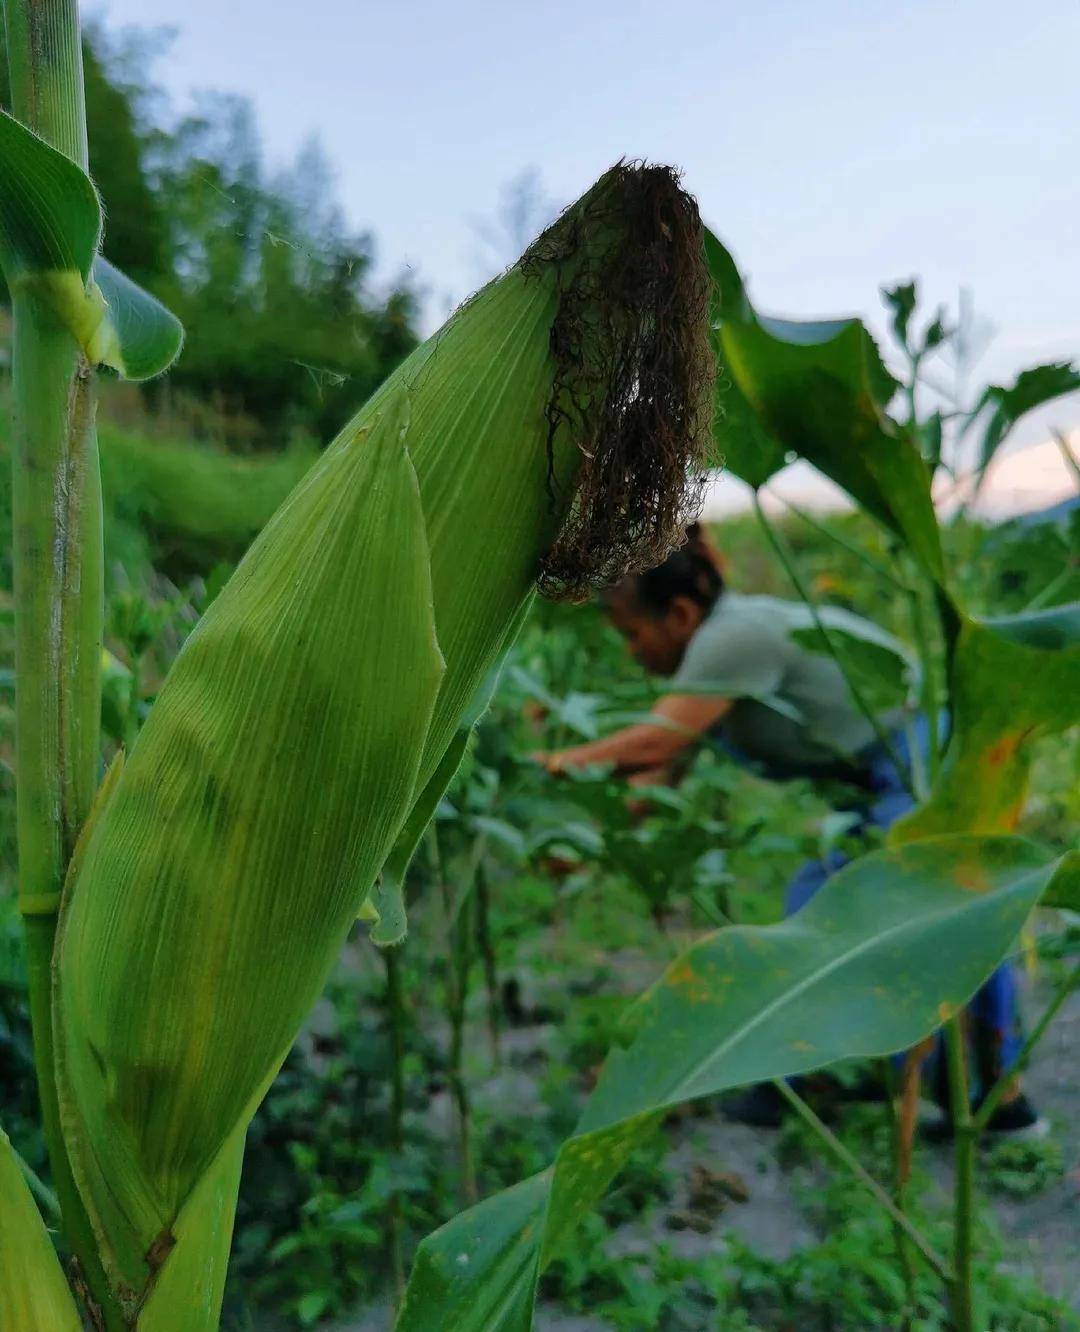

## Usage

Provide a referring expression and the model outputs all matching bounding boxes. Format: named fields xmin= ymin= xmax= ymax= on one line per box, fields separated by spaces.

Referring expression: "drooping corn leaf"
xmin=54 ymin=388 xmax=446 ymax=1309
xmin=0 ymin=109 xmax=183 ymax=379
xmin=90 ymin=257 xmax=184 ymax=381
xmin=964 ymin=362 xmax=1080 ymax=477
xmin=704 ymin=229 xmax=943 ymax=582
xmin=398 ymin=837 xmax=1075 ymax=1331
xmin=368 ymin=596 xmax=536 ymax=946
xmin=893 ymin=605 xmax=1080 ymax=839
xmin=366 ymin=728 xmax=471 ymax=947
xmin=0 ymin=1128 xmax=83 ymax=1331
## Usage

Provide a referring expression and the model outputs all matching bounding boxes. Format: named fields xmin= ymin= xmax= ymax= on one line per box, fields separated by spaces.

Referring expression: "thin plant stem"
xmin=429 ymin=828 xmax=477 ymax=1205
xmin=881 ymin=1059 xmax=917 ymax=1327
xmin=474 ymin=862 xmax=502 ymax=1070
xmin=384 ymin=945 xmax=406 ymax=1305
xmin=753 ymin=492 xmax=914 ymax=796
xmin=773 ymin=1080 xmax=952 ymax=1286
xmin=945 ymin=1017 xmax=976 ymax=1332
xmin=972 ymin=961 xmax=1079 ymax=1134
xmin=1052 ymin=427 xmax=1080 ymax=489
xmin=1021 ymin=564 xmax=1074 ymax=614
xmin=779 ymin=497 xmax=909 ymax=593
xmin=3 ymin=2 xmax=120 ymax=1324
xmin=13 ymin=1142 xmax=62 ymax=1223
xmin=905 ymin=572 xmax=943 ymax=786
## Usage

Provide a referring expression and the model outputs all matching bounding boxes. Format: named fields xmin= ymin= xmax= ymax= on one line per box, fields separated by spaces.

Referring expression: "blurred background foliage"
xmin=0 ymin=19 xmax=421 ymax=449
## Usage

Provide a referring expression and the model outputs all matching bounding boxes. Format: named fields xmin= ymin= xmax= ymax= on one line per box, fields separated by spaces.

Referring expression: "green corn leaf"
xmin=397 ymin=837 xmax=1075 ymax=1331
xmin=53 ymin=163 xmax=714 ymax=1311
xmin=0 ymin=107 xmax=100 ymax=280
xmin=893 ymin=605 xmax=1080 ymax=839
xmin=705 ymin=229 xmax=944 ymax=582
xmin=0 ymin=108 xmax=183 ymax=379
xmin=90 ymin=257 xmax=185 ymax=381
xmin=0 ymin=1128 xmax=83 ymax=1331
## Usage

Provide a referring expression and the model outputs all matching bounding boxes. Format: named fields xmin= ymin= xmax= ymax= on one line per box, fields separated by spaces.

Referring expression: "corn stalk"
xmin=2 ymin=0 xmax=119 ymax=1323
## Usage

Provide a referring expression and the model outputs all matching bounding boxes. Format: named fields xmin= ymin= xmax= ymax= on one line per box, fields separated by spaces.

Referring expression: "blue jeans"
xmin=783 ymin=719 xmax=1024 ymax=1104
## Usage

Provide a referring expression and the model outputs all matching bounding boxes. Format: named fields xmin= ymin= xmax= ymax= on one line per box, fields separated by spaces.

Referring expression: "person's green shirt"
xmin=671 ymin=593 xmax=915 ymax=778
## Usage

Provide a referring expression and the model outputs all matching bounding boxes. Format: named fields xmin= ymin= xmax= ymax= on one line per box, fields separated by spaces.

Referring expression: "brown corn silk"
xmin=52 ymin=162 xmax=713 ymax=1313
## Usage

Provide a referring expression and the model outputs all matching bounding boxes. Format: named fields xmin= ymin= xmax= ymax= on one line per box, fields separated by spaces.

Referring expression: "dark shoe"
xmin=722 ymin=1083 xmax=787 ymax=1129
xmin=982 ymin=1094 xmax=1047 ymax=1138
xmin=923 ymin=1093 xmax=1046 ymax=1142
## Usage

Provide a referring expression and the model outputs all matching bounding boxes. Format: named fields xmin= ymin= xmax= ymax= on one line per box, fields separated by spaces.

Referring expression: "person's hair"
xmin=601 ymin=522 xmax=725 ymax=616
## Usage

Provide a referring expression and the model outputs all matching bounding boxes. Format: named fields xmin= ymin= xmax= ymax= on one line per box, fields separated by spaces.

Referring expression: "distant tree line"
xmin=0 ymin=21 xmax=420 ymax=448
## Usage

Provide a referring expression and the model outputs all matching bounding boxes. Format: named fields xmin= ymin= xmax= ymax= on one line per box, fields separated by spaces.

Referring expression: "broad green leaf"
xmin=705 ymin=230 xmax=943 ymax=581
xmin=894 ymin=606 xmax=1080 ymax=839
xmin=965 ymin=362 xmax=1080 ymax=476
xmin=704 ymin=231 xmax=786 ymax=486
xmin=0 ymin=109 xmax=183 ymax=379
xmin=398 ymin=838 xmax=1073 ymax=1331
xmin=0 ymin=1128 xmax=82 ymax=1331
xmin=0 ymin=107 xmax=100 ymax=281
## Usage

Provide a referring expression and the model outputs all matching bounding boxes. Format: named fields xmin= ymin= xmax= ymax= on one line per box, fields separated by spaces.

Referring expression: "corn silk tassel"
xmin=52 ymin=161 xmax=713 ymax=1318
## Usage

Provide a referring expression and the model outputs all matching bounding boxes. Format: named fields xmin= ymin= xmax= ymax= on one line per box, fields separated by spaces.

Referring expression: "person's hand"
xmin=529 ymin=749 xmax=568 ymax=775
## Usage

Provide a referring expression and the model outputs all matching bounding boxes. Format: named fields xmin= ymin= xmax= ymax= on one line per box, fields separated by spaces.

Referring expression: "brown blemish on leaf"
xmin=145 ymin=1227 xmax=176 ymax=1272
xmin=952 ymin=860 xmax=990 ymax=894
xmin=790 ymin=1039 xmax=815 ymax=1053
xmin=666 ymin=959 xmax=711 ymax=1003
xmin=985 ymin=733 xmax=1021 ymax=768
xmin=937 ymin=1001 xmax=954 ymax=1022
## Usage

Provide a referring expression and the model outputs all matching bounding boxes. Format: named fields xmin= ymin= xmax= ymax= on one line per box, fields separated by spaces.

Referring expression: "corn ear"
xmin=52 ymin=162 xmax=713 ymax=1310
xmin=54 ymin=386 xmax=444 ymax=1306
xmin=0 ymin=1128 xmax=83 ymax=1331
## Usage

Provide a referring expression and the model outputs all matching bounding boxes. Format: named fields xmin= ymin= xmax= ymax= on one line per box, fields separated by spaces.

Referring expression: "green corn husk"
xmin=53 ymin=162 xmax=712 ymax=1312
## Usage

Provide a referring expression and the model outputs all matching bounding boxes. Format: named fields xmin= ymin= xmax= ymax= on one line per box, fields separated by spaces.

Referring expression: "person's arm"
xmin=538 ymin=693 xmax=731 ymax=776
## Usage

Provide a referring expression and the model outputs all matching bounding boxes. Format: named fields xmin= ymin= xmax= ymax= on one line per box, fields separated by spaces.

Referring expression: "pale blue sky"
xmin=97 ymin=0 xmax=1079 ymax=453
